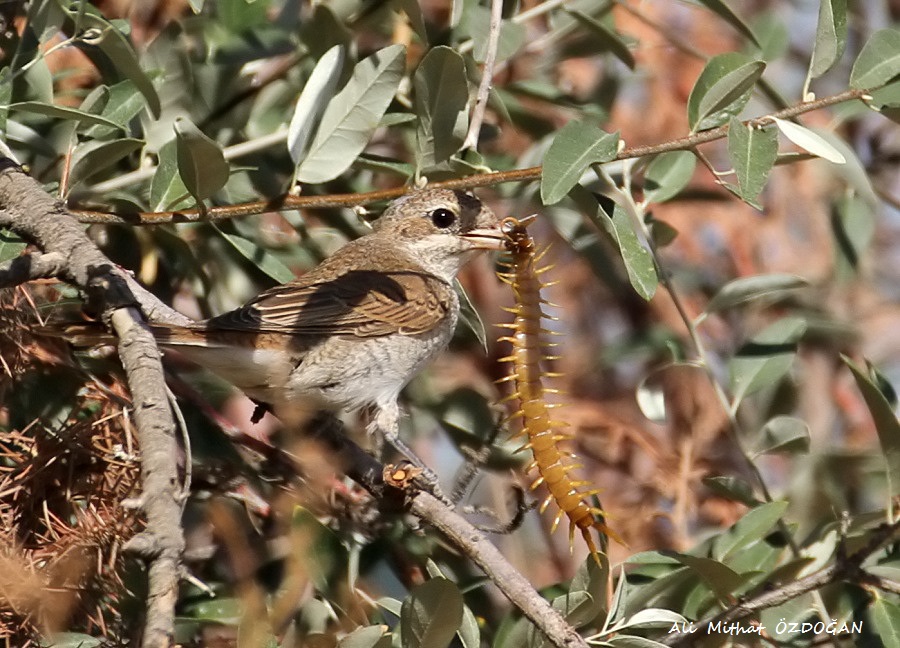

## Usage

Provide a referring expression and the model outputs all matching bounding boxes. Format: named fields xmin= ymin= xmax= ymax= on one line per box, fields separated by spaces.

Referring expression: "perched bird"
xmin=59 ymin=188 xmax=503 ymax=454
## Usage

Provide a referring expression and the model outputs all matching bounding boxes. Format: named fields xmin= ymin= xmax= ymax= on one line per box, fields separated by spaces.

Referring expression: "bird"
xmin=56 ymin=188 xmax=504 ymax=459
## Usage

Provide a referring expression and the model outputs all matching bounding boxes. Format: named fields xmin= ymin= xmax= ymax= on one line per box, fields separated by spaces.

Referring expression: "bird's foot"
xmin=382 ymin=436 xmax=448 ymax=503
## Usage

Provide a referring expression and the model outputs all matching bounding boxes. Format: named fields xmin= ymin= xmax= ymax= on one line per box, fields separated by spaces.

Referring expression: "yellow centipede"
xmin=497 ymin=216 xmax=619 ymax=562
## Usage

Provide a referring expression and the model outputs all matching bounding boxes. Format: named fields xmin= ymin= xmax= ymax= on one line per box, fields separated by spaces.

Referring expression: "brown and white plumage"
xmin=51 ymin=188 xmax=503 ymax=446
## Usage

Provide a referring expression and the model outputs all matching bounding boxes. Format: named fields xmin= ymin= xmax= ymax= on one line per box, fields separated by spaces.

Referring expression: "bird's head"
xmin=373 ymin=188 xmax=504 ymax=281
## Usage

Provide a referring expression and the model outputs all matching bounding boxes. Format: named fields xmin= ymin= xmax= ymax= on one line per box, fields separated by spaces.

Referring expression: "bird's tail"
xmin=36 ymin=320 xmax=208 ymax=346
xmin=35 ymin=320 xmax=118 ymax=347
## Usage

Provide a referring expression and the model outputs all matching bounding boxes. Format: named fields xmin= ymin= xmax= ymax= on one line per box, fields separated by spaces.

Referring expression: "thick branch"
xmin=112 ymin=308 xmax=185 ymax=648
xmin=0 ymin=251 xmax=66 ymax=287
xmin=0 ymin=159 xmax=188 ymax=648
xmin=307 ymin=417 xmax=590 ymax=648
xmin=70 ymin=88 xmax=870 ymax=226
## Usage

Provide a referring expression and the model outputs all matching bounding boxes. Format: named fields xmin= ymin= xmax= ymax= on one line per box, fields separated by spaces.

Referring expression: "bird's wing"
xmin=204 ymin=270 xmax=454 ymax=337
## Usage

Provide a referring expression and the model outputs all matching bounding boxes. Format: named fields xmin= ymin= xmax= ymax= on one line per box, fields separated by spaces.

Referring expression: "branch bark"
xmin=306 ymin=415 xmax=590 ymax=648
xmin=0 ymin=160 xmax=187 ymax=648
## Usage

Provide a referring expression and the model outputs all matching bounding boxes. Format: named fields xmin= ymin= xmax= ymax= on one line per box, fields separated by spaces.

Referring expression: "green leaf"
xmin=288 ymin=45 xmax=346 ymax=165
xmin=394 ymin=0 xmax=429 ymax=44
xmin=456 ymin=280 xmax=488 ymax=353
xmin=338 ymin=625 xmax=389 ymax=648
xmin=687 ymin=53 xmax=765 ymax=132
xmin=540 ymin=122 xmax=619 ymax=204
xmin=850 ymin=28 xmax=900 ymax=90
xmin=0 ymin=67 xmax=10 ymax=132
xmin=465 ymin=8 xmax=526 ymax=63
xmin=730 ymin=317 xmax=807 ymax=405
xmin=712 ymin=500 xmax=789 ymax=561
xmin=218 ymin=0 xmax=268 ymax=32
xmin=400 ymin=578 xmax=464 ymax=648
xmin=703 ymin=273 xmax=807 ymax=315
xmin=86 ymin=79 xmax=149 ymax=134
xmin=19 ymin=55 xmax=53 ymax=103
xmin=590 ymin=203 xmax=657 ymax=300
xmin=175 ymin=118 xmax=230 ymax=204
xmin=870 ymin=596 xmax=900 ymax=647
xmin=607 ymin=608 xmax=688 ymax=632
xmin=570 ymin=554 xmax=609 ymax=621
xmin=696 ymin=0 xmax=760 ymax=47
xmin=636 ymin=363 xmax=702 ymax=423
xmin=68 ymin=138 xmax=144 ymax=189
xmin=643 ymin=151 xmax=696 ymax=203
xmin=296 ymin=44 xmax=405 ymax=184
xmin=727 ymin=117 xmax=777 ymax=204
xmin=214 ymin=228 xmax=296 ymax=285
xmin=8 ymin=101 xmax=121 ymax=129
xmin=755 ymin=416 xmax=810 ymax=455
xmin=550 ymin=590 xmax=595 ymax=629
xmin=843 ymin=357 xmax=900 ymax=496
xmin=290 ymin=505 xmax=345 ymax=590
xmin=414 ymin=46 xmax=469 ymax=170
xmin=457 ymin=605 xmax=480 ymax=648
xmin=38 ymin=633 xmax=103 ymax=648
xmin=668 ymin=553 xmax=744 ymax=602
xmin=771 ymin=117 xmax=845 ymax=164
xmin=650 ymin=218 xmax=679 ymax=247
xmin=27 ymin=0 xmax=67 ymax=44
xmin=808 ymin=0 xmax=847 ymax=79
xmin=566 ymin=10 xmax=635 ymax=70
xmin=150 ymin=140 xmax=190 ymax=211
xmin=75 ymin=16 xmax=161 ymax=118
xmin=608 ymin=637 xmax=670 ymax=648
xmin=807 ymin=129 xmax=876 ymax=206
xmin=377 ymin=596 xmax=403 ymax=618
xmin=182 ymin=597 xmax=242 ymax=623
xmin=832 ymin=193 xmax=875 ymax=281
xmin=0 ymin=230 xmax=27 ymax=264
xmin=702 ymin=475 xmax=760 ymax=506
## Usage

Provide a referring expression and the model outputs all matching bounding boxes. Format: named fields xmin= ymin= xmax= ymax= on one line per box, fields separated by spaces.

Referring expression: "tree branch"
xmin=0 ymin=159 xmax=188 ymax=648
xmin=0 ymin=251 xmax=66 ymax=287
xmin=662 ymin=518 xmax=900 ymax=647
xmin=69 ymin=87 xmax=870 ymax=226
xmin=112 ymin=307 xmax=185 ymax=648
xmin=305 ymin=416 xmax=590 ymax=648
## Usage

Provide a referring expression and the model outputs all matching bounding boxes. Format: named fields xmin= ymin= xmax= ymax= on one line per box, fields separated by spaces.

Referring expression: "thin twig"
xmin=462 ymin=0 xmax=504 ymax=150
xmin=69 ymin=88 xmax=870 ymax=225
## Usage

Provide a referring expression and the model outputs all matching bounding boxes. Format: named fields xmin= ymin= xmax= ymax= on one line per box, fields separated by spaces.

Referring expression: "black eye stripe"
xmin=429 ymin=207 xmax=457 ymax=229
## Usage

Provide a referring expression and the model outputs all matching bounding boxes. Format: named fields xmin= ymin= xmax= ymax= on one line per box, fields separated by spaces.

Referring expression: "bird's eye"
xmin=429 ymin=207 xmax=457 ymax=229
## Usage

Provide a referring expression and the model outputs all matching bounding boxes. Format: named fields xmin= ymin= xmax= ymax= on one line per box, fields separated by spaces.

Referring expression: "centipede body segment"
xmin=497 ymin=215 xmax=618 ymax=562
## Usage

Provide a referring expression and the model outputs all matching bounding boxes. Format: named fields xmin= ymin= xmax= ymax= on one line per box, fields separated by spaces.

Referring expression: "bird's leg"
xmin=369 ymin=403 xmax=446 ymax=501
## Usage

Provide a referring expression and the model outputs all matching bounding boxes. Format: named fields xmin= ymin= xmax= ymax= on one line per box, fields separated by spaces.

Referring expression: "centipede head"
xmin=501 ymin=215 xmax=537 ymax=255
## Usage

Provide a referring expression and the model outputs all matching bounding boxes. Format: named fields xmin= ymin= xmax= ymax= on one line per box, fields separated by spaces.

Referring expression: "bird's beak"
xmin=461 ymin=226 xmax=507 ymax=250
